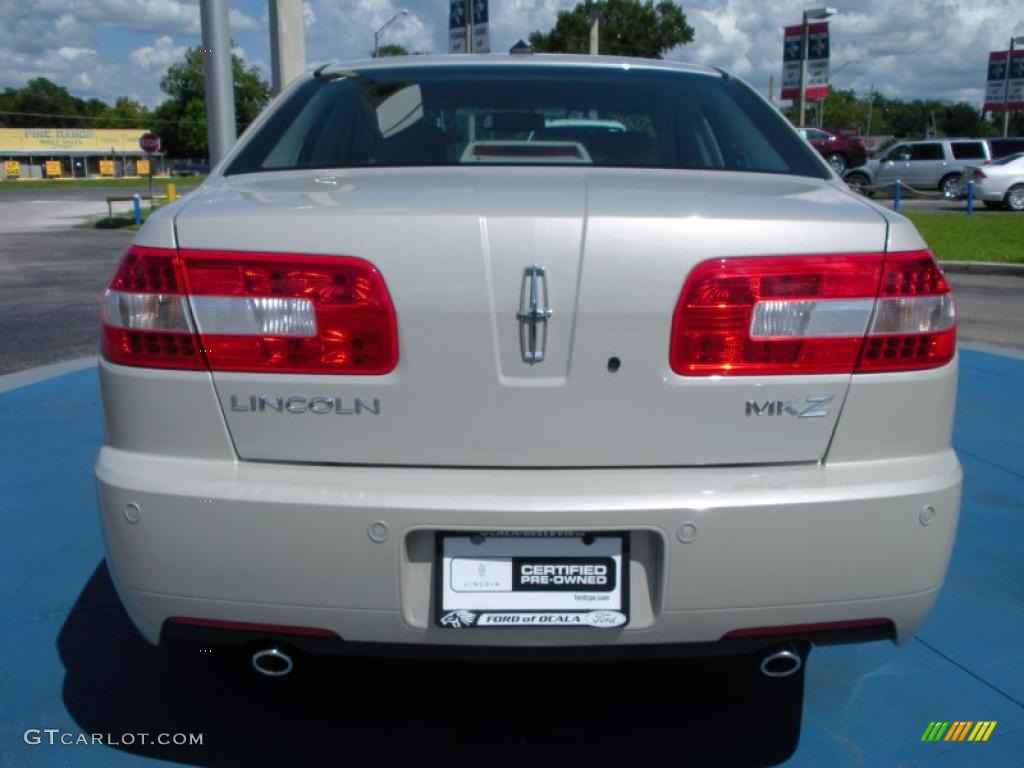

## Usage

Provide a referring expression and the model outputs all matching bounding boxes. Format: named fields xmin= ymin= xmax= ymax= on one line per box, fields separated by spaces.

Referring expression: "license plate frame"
xmin=434 ymin=531 xmax=629 ymax=629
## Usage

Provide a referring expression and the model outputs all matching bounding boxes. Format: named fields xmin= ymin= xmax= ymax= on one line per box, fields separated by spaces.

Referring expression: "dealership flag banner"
xmin=448 ymin=0 xmax=467 ymax=52
xmin=983 ymin=50 xmax=1024 ymax=112
xmin=781 ymin=22 xmax=830 ymax=101
xmin=472 ymin=0 xmax=490 ymax=54
xmin=449 ymin=0 xmax=488 ymax=53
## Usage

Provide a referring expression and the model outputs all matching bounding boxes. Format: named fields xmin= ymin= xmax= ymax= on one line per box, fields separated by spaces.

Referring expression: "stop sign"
xmin=139 ymin=132 xmax=161 ymax=154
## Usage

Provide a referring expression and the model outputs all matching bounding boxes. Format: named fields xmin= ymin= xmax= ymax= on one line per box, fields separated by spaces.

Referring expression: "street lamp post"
xmin=798 ymin=7 xmax=837 ymax=126
xmin=1002 ymin=36 xmax=1024 ymax=137
xmin=374 ymin=10 xmax=409 ymax=57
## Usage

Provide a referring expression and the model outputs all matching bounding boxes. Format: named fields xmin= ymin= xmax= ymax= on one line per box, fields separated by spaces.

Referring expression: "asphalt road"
xmin=0 ymin=227 xmax=131 ymax=373
xmin=0 ymin=184 xmax=196 ymax=234
xmin=0 ymin=203 xmax=1021 ymax=374
xmin=0 ymin=185 xmax=174 ymax=202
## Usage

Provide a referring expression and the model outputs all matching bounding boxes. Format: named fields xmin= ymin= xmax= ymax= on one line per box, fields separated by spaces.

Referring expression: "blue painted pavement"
xmin=0 ymin=349 xmax=1020 ymax=766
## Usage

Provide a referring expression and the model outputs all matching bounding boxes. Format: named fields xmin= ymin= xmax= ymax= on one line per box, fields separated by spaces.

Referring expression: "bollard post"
xmin=166 ymin=183 xmax=177 ymax=203
xmin=966 ymin=179 xmax=974 ymax=215
xmin=132 ymin=194 xmax=142 ymax=226
xmin=893 ymin=180 xmax=901 ymax=212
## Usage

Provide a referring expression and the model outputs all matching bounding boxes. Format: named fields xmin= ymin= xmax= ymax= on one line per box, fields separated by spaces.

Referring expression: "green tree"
xmin=783 ymin=88 xmax=997 ymax=141
xmin=374 ymin=43 xmax=409 ymax=57
xmin=95 ymin=96 xmax=152 ymax=128
xmin=0 ymin=78 xmax=79 ymax=127
xmin=154 ymin=46 xmax=270 ymax=158
xmin=939 ymin=103 xmax=992 ymax=138
xmin=529 ymin=0 xmax=694 ymax=59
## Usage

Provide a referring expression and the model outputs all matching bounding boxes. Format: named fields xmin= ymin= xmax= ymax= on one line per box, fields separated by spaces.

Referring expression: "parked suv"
xmin=844 ymin=138 xmax=989 ymax=197
xmin=797 ymin=127 xmax=867 ymax=174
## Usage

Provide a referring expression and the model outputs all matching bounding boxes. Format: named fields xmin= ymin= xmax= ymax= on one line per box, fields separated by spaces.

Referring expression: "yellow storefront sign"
xmin=3 ymin=160 xmax=19 ymax=178
xmin=136 ymin=158 xmax=150 ymax=176
xmin=99 ymin=160 xmax=115 ymax=177
xmin=45 ymin=160 xmax=62 ymax=177
xmin=0 ymin=128 xmax=150 ymax=154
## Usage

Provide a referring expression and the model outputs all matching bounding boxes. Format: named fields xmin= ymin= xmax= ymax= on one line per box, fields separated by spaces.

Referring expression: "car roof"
xmin=313 ymin=53 xmax=723 ymax=79
xmin=894 ymin=138 xmax=986 ymax=144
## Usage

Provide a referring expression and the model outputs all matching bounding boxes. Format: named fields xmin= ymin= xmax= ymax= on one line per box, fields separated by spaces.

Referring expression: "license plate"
xmin=435 ymin=532 xmax=629 ymax=629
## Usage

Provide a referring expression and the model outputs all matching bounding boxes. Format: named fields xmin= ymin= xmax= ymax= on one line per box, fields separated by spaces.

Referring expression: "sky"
xmin=1 ymin=0 xmax=1021 ymax=110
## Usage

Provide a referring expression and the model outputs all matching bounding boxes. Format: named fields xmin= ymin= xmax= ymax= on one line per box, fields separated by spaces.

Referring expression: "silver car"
xmin=95 ymin=55 xmax=960 ymax=686
xmin=845 ymin=138 xmax=987 ymax=197
xmin=965 ymin=152 xmax=1024 ymax=210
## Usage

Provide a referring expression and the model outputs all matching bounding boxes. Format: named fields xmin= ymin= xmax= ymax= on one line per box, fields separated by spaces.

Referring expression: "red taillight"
xmin=972 ymin=168 xmax=987 ymax=180
xmin=670 ymin=250 xmax=955 ymax=376
xmin=855 ymin=252 xmax=956 ymax=373
xmin=101 ymin=246 xmax=398 ymax=374
xmin=100 ymin=246 xmax=204 ymax=370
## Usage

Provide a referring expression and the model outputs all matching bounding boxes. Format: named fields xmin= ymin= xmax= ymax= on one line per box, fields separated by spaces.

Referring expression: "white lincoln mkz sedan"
xmin=95 ymin=55 xmax=961 ymax=687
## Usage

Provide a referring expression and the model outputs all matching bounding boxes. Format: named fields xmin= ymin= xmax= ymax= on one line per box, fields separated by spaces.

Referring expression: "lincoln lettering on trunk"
xmin=229 ymin=395 xmax=381 ymax=415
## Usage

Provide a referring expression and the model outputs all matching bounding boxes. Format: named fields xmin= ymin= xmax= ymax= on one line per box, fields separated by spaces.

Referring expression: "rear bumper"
xmin=95 ymin=447 xmax=961 ymax=653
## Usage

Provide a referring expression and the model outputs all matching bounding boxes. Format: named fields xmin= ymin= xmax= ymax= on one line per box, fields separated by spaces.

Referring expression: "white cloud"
xmin=1 ymin=0 xmax=1022 ymax=111
xmin=129 ymin=35 xmax=187 ymax=71
xmin=56 ymin=46 xmax=97 ymax=62
xmin=675 ymin=0 xmax=1023 ymax=106
xmin=305 ymin=0 xmax=435 ymax=59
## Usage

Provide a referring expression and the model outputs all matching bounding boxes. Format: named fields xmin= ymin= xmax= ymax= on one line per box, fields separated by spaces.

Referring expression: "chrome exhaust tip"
xmin=252 ymin=647 xmax=293 ymax=677
xmin=758 ymin=645 xmax=803 ymax=678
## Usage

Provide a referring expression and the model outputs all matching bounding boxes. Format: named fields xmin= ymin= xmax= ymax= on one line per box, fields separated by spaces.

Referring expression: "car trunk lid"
xmin=172 ymin=167 xmax=887 ymax=467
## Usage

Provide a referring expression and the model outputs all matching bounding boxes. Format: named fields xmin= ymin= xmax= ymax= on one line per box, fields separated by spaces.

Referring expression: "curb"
xmin=938 ymin=261 xmax=1024 ymax=277
xmin=0 ymin=357 xmax=96 ymax=395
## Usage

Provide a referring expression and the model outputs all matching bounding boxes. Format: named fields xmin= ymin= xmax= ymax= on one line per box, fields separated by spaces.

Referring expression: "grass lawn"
xmin=903 ymin=211 xmax=1024 ymax=263
xmin=0 ymin=176 xmax=203 ymax=190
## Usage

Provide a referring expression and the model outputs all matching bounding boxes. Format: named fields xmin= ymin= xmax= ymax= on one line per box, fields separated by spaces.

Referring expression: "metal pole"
xmin=1003 ymin=38 xmax=1016 ymax=138
xmin=200 ymin=0 xmax=237 ymax=167
xmin=865 ymin=84 xmax=874 ymax=138
xmin=966 ymin=178 xmax=974 ymax=215
xmin=589 ymin=9 xmax=599 ymax=55
xmin=768 ymin=75 xmax=775 ymax=105
xmin=893 ymin=180 xmax=900 ymax=212
xmin=798 ymin=12 xmax=809 ymax=125
xmin=465 ymin=0 xmax=473 ymax=52
xmin=269 ymin=0 xmax=306 ymax=95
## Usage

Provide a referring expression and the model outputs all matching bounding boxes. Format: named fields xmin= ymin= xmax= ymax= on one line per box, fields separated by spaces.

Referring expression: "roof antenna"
xmin=509 ymin=40 xmax=534 ymax=55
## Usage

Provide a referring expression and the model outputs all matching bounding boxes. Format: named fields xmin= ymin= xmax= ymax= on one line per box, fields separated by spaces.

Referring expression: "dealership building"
xmin=1 ymin=127 xmax=165 ymax=179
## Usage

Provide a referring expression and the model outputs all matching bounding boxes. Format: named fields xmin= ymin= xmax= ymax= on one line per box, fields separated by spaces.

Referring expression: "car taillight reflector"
xmin=101 ymin=246 xmax=398 ymax=374
xmin=670 ymin=250 xmax=955 ymax=376
xmin=856 ymin=252 xmax=955 ymax=372
xmin=167 ymin=617 xmax=339 ymax=638
xmin=101 ymin=247 xmax=204 ymax=369
xmin=722 ymin=618 xmax=892 ymax=639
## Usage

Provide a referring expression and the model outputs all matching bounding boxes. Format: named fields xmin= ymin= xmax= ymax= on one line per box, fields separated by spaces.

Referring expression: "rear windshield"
xmin=225 ymin=65 xmax=828 ymax=178
xmin=991 ymin=151 xmax=1024 ymax=166
xmin=990 ymin=138 xmax=1024 ymax=158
